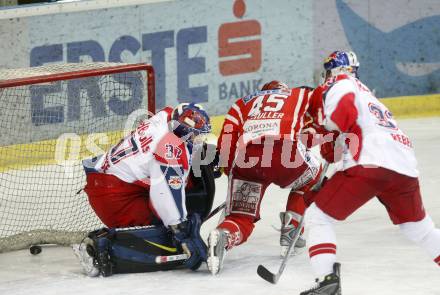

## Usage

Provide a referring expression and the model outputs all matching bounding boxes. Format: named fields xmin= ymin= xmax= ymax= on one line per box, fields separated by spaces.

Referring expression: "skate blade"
xmin=207 ymin=256 xmax=220 ymax=275
xmin=207 ymin=231 xmax=221 ymax=275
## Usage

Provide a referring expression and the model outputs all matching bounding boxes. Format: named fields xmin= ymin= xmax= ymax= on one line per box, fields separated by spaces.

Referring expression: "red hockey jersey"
xmin=217 ymin=87 xmax=315 ymax=173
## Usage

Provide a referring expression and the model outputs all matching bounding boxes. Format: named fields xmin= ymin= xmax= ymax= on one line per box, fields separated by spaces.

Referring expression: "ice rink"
xmin=0 ymin=117 xmax=439 ymax=295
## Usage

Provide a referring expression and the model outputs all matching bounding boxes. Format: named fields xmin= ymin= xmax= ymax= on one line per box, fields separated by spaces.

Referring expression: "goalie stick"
xmin=155 ymin=254 xmax=189 ymax=264
xmin=257 ymin=161 xmax=330 ymax=284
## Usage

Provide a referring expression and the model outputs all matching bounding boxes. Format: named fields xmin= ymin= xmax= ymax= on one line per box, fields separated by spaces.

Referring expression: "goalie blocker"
xmin=79 ymin=159 xmax=216 ymax=276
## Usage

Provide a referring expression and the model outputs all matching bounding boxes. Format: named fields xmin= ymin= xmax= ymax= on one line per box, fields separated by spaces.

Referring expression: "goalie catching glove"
xmin=169 ymin=213 xmax=208 ymax=270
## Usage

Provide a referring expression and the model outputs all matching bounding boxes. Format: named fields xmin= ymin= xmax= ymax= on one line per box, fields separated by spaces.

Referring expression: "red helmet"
xmin=261 ymin=80 xmax=289 ymax=91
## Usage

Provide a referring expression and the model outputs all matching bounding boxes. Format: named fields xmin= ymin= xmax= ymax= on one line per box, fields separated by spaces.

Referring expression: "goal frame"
xmin=0 ymin=63 xmax=156 ymax=252
xmin=0 ymin=63 xmax=156 ymax=114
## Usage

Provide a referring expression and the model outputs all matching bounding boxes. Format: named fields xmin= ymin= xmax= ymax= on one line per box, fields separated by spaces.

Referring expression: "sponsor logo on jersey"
xmin=243 ymin=120 xmax=280 ymax=132
xmin=168 ymin=176 xmax=183 ymax=190
xmin=242 ymin=119 xmax=281 ymax=143
xmin=230 ymin=179 xmax=262 ymax=217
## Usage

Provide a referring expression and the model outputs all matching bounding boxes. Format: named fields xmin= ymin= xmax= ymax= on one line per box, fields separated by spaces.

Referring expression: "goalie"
xmin=73 ymin=103 xmax=216 ymax=277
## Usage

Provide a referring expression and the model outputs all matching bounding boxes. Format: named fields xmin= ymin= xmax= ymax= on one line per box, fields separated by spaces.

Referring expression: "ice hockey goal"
xmin=0 ymin=63 xmax=155 ymax=252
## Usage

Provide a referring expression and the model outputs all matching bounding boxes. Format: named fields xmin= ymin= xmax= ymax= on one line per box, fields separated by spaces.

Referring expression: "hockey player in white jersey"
xmin=300 ymin=51 xmax=440 ymax=295
xmin=74 ymin=103 xmax=214 ymax=276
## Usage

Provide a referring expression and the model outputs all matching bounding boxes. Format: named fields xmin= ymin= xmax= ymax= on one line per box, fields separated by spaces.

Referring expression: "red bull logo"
xmin=168 ymin=176 xmax=183 ymax=190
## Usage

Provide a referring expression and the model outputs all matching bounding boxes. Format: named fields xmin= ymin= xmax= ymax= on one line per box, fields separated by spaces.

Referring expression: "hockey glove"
xmin=320 ymin=140 xmax=336 ymax=163
xmin=320 ymin=131 xmax=343 ymax=163
xmin=170 ymin=213 xmax=208 ymax=270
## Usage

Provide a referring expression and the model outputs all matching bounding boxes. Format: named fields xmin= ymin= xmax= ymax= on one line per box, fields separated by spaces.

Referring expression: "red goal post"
xmin=0 ymin=62 xmax=156 ymax=252
xmin=0 ymin=63 xmax=155 ymax=110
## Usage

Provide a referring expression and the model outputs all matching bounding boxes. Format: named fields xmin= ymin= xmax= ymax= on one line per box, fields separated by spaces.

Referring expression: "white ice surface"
xmin=0 ymin=117 xmax=439 ymax=295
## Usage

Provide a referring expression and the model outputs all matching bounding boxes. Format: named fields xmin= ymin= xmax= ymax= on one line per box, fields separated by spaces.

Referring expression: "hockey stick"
xmin=257 ymin=215 xmax=305 ymax=284
xmin=204 ymin=202 xmax=226 ymax=222
xmin=257 ymin=161 xmax=330 ymax=284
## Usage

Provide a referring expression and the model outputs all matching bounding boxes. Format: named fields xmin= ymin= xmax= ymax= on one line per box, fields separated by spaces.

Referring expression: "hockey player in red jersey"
xmin=74 ymin=103 xmax=213 ymax=276
xmin=207 ymin=81 xmax=323 ymax=275
xmin=300 ymin=51 xmax=440 ymax=295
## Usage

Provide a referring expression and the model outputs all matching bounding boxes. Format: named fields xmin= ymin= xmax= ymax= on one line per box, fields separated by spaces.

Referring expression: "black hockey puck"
xmin=30 ymin=245 xmax=42 ymax=255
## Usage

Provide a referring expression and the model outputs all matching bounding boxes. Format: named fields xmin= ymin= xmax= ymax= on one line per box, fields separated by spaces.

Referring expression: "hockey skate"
xmin=72 ymin=239 xmax=100 ymax=277
xmin=300 ymin=263 xmax=341 ymax=295
xmin=207 ymin=229 xmax=230 ymax=275
xmin=280 ymin=211 xmax=306 ymax=256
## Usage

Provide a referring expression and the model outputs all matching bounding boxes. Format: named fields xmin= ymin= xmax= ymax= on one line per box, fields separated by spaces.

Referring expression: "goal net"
xmin=0 ymin=63 xmax=156 ymax=252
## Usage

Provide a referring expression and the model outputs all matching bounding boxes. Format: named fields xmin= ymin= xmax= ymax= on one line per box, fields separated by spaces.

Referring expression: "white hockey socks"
xmin=399 ymin=215 xmax=440 ymax=266
xmin=306 ymin=203 xmax=338 ymax=277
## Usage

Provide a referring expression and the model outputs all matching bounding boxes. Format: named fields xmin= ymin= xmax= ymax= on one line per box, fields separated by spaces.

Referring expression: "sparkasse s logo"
xmin=217 ymin=0 xmax=263 ymax=101
xmin=218 ymin=0 xmax=262 ymax=76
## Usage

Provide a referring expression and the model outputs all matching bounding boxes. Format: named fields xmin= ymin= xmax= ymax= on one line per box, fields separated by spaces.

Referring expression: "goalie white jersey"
xmin=323 ymin=75 xmax=418 ymax=177
xmin=83 ymin=107 xmax=191 ymax=226
xmin=84 ymin=107 xmax=190 ymax=185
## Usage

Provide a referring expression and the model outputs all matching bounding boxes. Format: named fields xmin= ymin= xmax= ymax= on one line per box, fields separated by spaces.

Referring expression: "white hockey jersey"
xmin=83 ymin=107 xmax=191 ymax=226
xmin=322 ymin=75 xmax=418 ymax=177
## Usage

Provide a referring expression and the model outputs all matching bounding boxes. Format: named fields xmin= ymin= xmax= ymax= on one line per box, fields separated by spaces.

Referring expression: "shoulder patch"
xmin=159 ymin=106 xmax=174 ymax=122
xmin=242 ymin=91 xmax=260 ymax=104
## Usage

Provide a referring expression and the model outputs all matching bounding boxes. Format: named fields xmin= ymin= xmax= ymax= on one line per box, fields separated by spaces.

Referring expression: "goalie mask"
xmin=323 ymin=50 xmax=359 ymax=80
xmin=171 ymin=103 xmax=211 ymax=143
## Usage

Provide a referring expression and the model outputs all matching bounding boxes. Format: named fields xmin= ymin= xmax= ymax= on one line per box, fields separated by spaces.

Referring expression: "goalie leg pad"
xmin=87 ymin=226 xmax=186 ymax=276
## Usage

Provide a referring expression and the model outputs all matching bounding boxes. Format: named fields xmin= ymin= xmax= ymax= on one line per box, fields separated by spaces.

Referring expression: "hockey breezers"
xmin=257 ymin=215 xmax=305 ymax=284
